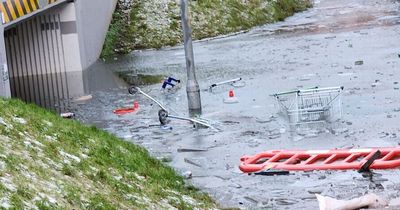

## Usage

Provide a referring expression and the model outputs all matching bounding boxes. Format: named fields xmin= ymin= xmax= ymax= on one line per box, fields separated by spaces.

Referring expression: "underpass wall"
xmin=75 ymin=0 xmax=117 ymax=69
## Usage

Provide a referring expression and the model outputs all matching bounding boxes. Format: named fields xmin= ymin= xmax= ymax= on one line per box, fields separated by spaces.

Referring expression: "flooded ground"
xmin=71 ymin=0 xmax=400 ymax=209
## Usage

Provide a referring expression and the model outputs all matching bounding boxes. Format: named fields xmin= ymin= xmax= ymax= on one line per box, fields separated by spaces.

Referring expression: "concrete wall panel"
xmin=75 ymin=0 xmax=117 ymax=69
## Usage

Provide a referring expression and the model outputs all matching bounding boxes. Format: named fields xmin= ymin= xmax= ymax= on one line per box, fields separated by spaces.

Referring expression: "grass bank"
xmin=0 ymin=98 xmax=217 ymax=209
xmin=101 ymin=0 xmax=312 ymax=58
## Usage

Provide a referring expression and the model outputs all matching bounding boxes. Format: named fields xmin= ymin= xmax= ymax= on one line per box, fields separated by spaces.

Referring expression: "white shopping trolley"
xmin=272 ymin=86 xmax=344 ymax=127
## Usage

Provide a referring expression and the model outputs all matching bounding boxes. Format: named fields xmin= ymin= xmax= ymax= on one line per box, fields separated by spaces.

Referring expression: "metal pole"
xmin=180 ymin=0 xmax=201 ymax=115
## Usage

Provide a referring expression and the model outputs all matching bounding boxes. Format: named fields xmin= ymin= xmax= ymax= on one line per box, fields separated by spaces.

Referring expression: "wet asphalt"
xmin=72 ymin=0 xmax=400 ymax=209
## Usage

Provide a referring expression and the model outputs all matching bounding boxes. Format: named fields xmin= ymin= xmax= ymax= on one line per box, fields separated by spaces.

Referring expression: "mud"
xmin=71 ymin=0 xmax=400 ymax=209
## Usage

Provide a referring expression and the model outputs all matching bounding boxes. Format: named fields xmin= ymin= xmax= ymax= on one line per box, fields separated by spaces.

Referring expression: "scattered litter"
xmin=252 ymin=169 xmax=290 ymax=176
xmin=161 ymin=77 xmax=181 ymax=93
xmin=354 ymin=60 xmax=364 ymax=65
xmin=316 ymin=193 xmax=387 ymax=210
xmin=184 ymin=158 xmax=202 ymax=167
xmin=113 ymin=101 xmax=139 ymax=115
xmin=239 ymin=147 xmax=400 ymax=173
xmin=73 ymin=94 xmax=92 ymax=102
xmin=182 ymin=171 xmax=192 ymax=179
xmin=358 ymin=150 xmax=381 ymax=173
xmin=223 ymin=90 xmax=239 ymax=104
xmin=60 ymin=112 xmax=75 ymax=119
xmin=208 ymin=78 xmax=243 ymax=91
xmin=177 ymin=148 xmax=208 ymax=152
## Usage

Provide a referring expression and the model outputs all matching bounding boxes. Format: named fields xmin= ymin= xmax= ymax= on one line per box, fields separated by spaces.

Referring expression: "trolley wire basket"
xmin=272 ymin=86 xmax=344 ymax=126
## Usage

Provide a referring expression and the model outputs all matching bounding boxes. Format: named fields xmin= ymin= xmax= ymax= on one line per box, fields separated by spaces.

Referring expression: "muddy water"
xmin=72 ymin=0 xmax=400 ymax=209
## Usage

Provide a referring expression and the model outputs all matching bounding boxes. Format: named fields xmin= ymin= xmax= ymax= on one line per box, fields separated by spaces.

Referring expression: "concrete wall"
xmin=0 ymin=25 xmax=10 ymax=97
xmin=75 ymin=0 xmax=117 ymax=69
xmin=0 ymin=0 xmax=117 ymax=98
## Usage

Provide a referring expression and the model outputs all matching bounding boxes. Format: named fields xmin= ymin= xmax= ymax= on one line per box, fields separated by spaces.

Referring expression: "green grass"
xmin=101 ymin=0 xmax=312 ymax=59
xmin=0 ymin=98 xmax=217 ymax=209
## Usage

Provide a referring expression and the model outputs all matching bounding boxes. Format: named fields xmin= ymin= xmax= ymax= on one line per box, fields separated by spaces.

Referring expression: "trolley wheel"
xmin=128 ymin=86 xmax=139 ymax=95
xmin=158 ymin=109 xmax=169 ymax=125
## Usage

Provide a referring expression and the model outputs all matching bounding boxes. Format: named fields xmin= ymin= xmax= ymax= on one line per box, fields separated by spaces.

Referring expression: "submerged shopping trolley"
xmin=272 ymin=86 xmax=344 ymax=127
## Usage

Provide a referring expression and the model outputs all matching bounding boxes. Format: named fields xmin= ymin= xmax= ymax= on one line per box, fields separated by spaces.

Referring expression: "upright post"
xmin=180 ymin=0 xmax=201 ymax=115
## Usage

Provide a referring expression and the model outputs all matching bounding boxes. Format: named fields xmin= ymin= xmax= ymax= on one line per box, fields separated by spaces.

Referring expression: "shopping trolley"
xmin=272 ymin=86 xmax=344 ymax=126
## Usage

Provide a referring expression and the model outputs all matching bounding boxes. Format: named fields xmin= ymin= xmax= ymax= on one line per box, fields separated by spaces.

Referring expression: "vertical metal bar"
xmin=14 ymin=26 xmax=27 ymax=101
xmin=48 ymin=13 xmax=61 ymax=112
xmin=58 ymin=13 xmax=69 ymax=101
xmin=21 ymin=22 xmax=36 ymax=103
xmin=33 ymin=16 xmax=46 ymax=108
xmin=53 ymin=14 xmax=65 ymax=111
xmin=29 ymin=17 xmax=44 ymax=107
xmin=10 ymin=28 xmax=21 ymax=99
xmin=43 ymin=15 xmax=56 ymax=110
xmin=19 ymin=21 xmax=32 ymax=103
xmin=38 ymin=15 xmax=51 ymax=108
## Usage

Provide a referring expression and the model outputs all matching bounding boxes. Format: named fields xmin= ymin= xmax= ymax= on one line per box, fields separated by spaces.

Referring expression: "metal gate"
xmin=4 ymin=12 xmax=69 ymax=112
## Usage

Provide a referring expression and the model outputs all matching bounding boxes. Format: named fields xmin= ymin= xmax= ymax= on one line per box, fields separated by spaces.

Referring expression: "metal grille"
xmin=4 ymin=13 xmax=69 ymax=112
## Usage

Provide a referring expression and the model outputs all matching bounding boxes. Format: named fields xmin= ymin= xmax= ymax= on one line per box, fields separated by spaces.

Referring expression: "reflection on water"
xmin=9 ymin=61 xmax=127 ymax=113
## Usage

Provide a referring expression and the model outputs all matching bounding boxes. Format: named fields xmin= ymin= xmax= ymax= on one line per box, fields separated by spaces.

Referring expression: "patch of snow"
xmin=0 ymin=197 xmax=10 ymax=209
xmin=59 ymin=150 xmax=81 ymax=163
xmin=12 ymin=117 xmax=27 ymax=124
xmin=0 ymin=177 xmax=16 ymax=192
xmin=44 ymin=135 xmax=56 ymax=142
xmin=0 ymin=117 xmax=13 ymax=129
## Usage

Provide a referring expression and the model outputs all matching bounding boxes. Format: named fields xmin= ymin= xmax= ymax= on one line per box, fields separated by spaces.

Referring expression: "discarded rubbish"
xmin=316 ymin=193 xmax=388 ymax=210
xmin=177 ymin=148 xmax=208 ymax=152
xmin=73 ymin=94 xmax=92 ymax=102
xmin=162 ymin=77 xmax=180 ymax=89
xmin=354 ymin=60 xmax=364 ymax=65
xmin=113 ymin=101 xmax=139 ymax=115
xmin=358 ymin=150 xmax=381 ymax=173
xmin=128 ymin=86 xmax=216 ymax=129
xmin=223 ymin=90 xmax=239 ymax=104
xmin=60 ymin=112 xmax=75 ymax=119
xmin=239 ymin=147 xmax=400 ymax=173
xmin=184 ymin=158 xmax=202 ymax=167
xmin=161 ymin=77 xmax=181 ymax=93
xmin=208 ymin=77 xmax=244 ymax=91
xmin=182 ymin=171 xmax=192 ymax=179
xmin=252 ymin=169 xmax=290 ymax=176
xmin=272 ymin=86 xmax=344 ymax=126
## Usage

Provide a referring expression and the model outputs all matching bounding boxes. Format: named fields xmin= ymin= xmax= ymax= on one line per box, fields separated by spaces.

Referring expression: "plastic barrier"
xmin=239 ymin=147 xmax=400 ymax=173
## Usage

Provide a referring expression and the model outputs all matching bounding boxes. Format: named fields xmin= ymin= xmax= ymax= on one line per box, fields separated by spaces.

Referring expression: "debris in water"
xmin=253 ymin=170 xmax=290 ymax=176
xmin=60 ymin=112 xmax=75 ymax=119
xmin=184 ymin=158 xmax=202 ymax=167
xmin=177 ymin=148 xmax=208 ymax=152
xmin=73 ymin=94 xmax=92 ymax=102
xmin=316 ymin=193 xmax=388 ymax=210
xmin=354 ymin=60 xmax=364 ymax=65
xmin=182 ymin=171 xmax=192 ymax=179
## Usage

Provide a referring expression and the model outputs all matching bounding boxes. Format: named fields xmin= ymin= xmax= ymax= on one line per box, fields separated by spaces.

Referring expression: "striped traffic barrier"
xmin=0 ymin=0 xmax=58 ymax=24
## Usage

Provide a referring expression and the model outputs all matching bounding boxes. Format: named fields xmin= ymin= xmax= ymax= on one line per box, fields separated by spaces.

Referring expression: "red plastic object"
xmin=239 ymin=147 xmax=400 ymax=173
xmin=229 ymin=90 xmax=235 ymax=98
xmin=113 ymin=101 xmax=139 ymax=115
